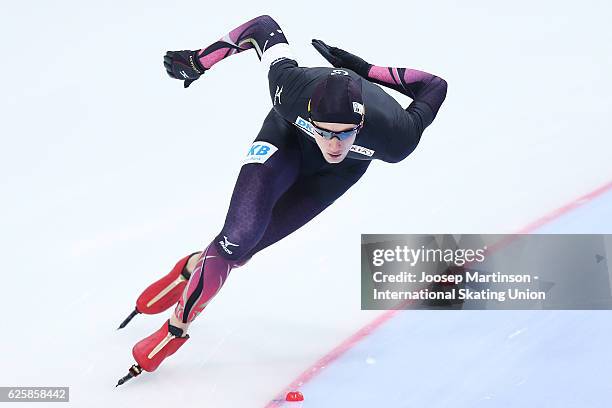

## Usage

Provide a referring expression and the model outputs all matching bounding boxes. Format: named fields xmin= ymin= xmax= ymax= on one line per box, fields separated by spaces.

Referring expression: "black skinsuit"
xmin=195 ymin=15 xmax=447 ymax=262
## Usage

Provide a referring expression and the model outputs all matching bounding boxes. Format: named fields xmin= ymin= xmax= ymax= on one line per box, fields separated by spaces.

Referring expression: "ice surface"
xmin=282 ymin=310 xmax=612 ymax=408
xmin=272 ymin=192 xmax=612 ymax=407
xmin=534 ymin=188 xmax=612 ymax=233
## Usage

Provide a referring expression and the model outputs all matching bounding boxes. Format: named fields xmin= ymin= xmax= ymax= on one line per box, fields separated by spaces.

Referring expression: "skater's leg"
xmin=244 ymin=158 xmax=371 ymax=258
xmin=131 ymin=111 xmax=301 ymax=372
xmin=170 ymin=160 xmax=370 ymax=333
xmin=171 ymin=110 xmax=301 ymax=331
xmin=140 ymin=154 xmax=368 ymax=333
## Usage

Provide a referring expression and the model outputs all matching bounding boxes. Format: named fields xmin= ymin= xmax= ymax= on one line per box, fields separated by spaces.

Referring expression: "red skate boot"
xmin=116 ymin=320 xmax=189 ymax=386
xmin=117 ymin=252 xmax=200 ymax=329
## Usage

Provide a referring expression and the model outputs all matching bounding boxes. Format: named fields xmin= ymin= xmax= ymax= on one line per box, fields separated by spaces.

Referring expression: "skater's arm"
xmin=367 ymin=66 xmax=446 ymax=113
xmin=311 ymin=39 xmax=447 ymax=126
xmin=197 ymin=15 xmax=294 ymax=70
xmin=164 ymin=15 xmax=295 ymax=87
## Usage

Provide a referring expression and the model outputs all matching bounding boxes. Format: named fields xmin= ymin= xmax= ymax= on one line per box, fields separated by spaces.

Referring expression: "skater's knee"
xmin=215 ymin=228 xmax=263 ymax=262
xmin=216 ymin=213 xmax=268 ymax=259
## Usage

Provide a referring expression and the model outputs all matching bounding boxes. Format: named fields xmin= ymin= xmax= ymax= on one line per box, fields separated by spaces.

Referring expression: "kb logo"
xmin=242 ymin=141 xmax=278 ymax=165
xmin=249 ymin=144 xmax=270 ymax=156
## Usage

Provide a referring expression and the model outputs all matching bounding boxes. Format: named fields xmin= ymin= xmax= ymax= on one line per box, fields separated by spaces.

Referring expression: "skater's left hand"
xmin=311 ymin=39 xmax=372 ymax=77
xmin=163 ymin=50 xmax=207 ymax=88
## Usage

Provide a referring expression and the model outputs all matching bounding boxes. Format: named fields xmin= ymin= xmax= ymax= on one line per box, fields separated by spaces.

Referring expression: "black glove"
xmin=163 ymin=50 xmax=207 ymax=88
xmin=311 ymin=39 xmax=372 ymax=77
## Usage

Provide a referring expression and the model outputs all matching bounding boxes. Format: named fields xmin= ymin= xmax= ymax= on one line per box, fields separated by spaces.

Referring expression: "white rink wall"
xmin=0 ymin=1 xmax=611 ymax=407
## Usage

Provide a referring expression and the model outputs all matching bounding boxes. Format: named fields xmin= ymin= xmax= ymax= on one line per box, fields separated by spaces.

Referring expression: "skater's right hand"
xmin=163 ymin=50 xmax=207 ymax=88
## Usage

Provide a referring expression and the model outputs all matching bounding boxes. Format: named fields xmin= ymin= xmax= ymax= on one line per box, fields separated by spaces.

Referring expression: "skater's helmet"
xmin=308 ymin=72 xmax=365 ymax=125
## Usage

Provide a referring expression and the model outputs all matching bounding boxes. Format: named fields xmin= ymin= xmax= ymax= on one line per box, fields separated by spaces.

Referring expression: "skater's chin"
xmin=324 ymin=152 xmax=346 ymax=163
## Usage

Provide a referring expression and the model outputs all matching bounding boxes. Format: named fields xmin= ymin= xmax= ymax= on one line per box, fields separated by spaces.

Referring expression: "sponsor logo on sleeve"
xmin=349 ymin=144 xmax=375 ymax=157
xmin=242 ymin=141 xmax=279 ymax=165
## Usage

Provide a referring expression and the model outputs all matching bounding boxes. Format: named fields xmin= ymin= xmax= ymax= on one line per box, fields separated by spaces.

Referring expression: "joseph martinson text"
xmin=372 ymin=271 xmax=547 ymax=302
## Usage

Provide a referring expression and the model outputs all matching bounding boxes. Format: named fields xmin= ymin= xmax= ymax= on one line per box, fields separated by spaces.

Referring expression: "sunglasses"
xmin=309 ymin=119 xmax=363 ymax=141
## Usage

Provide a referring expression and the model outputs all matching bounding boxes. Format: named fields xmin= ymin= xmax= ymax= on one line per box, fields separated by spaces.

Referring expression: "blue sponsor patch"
xmin=242 ymin=141 xmax=278 ymax=165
